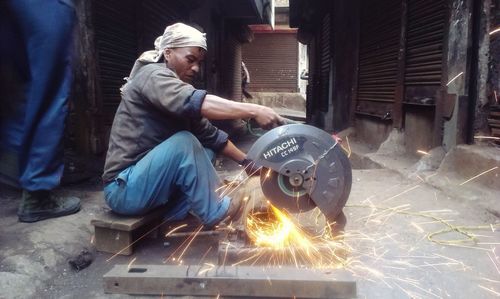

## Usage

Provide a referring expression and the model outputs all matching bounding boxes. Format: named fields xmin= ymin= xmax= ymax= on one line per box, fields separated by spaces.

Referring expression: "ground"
xmin=0 ymin=134 xmax=499 ymax=299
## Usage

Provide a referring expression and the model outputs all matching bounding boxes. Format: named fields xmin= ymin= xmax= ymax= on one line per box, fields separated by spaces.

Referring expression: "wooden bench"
xmin=91 ymin=208 xmax=168 ymax=256
xmin=91 ymin=208 xmax=203 ymax=256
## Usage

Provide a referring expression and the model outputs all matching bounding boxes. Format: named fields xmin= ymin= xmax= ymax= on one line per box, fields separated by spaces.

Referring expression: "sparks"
xmin=381 ymin=185 xmax=421 ymax=203
xmin=417 ymin=150 xmax=429 ymax=155
xmin=446 ymin=72 xmax=464 ymax=86
xmin=340 ymin=136 xmax=352 ymax=158
xmin=410 ymin=222 xmax=425 ymax=233
xmin=244 ymin=204 xmax=347 ymax=268
xmin=474 ymin=135 xmax=500 ymax=141
xmin=487 ymin=251 xmax=500 ymax=275
xmin=459 ymin=166 xmax=499 ymax=186
xmin=478 ymin=285 xmax=500 ymax=296
xmin=176 ymin=225 xmax=205 ymax=263
xmin=490 ymin=26 xmax=500 ymax=35
xmin=165 ymin=224 xmax=188 ymax=237
xmin=127 ymin=257 xmax=137 ymax=269
xmin=107 ymin=215 xmax=176 ymax=262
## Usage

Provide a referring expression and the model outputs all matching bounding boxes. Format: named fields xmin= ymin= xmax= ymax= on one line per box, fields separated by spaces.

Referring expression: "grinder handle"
xmin=278 ymin=117 xmax=299 ymax=125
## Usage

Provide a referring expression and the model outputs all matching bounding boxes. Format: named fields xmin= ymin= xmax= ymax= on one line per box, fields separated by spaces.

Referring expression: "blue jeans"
xmin=104 ymin=131 xmax=230 ymax=227
xmin=0 ymin=0 xmax=75 ymax=190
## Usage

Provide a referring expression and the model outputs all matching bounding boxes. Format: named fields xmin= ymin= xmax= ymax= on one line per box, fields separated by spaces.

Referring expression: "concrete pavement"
xmin=1 ymin=134 xmax=499 ymax=298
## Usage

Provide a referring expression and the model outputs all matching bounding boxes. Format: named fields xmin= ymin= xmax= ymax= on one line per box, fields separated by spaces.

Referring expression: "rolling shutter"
xmin=92 ymin=0 xmax=137 ymax=127
xmin=221 ymin=35 xmax=242 ymax=101
xmin=138 ymin=1 xmax=188 ymax=52
xmin=403 ymin=0 xmax=446 ymax=104
xmin=93 ymin=0 xmax=188 ymax=128
xmin=405 ymin=0 xmax=446 ymax=86
xmin=243 ymin=33 xmax=299 ymax=92
xmin=356 ymin=0 xmax=402 ymax=119
xmin=318 ymin=13 xmax=331 ymax=112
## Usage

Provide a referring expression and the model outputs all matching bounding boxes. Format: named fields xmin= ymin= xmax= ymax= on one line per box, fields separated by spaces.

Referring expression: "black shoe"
xmin=18 ymin=190 xmax=81 ymax=223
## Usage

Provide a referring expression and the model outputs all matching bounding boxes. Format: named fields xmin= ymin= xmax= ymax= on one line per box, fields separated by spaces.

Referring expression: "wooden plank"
xmin=104 ymin=264 xmax=356 ymax=298
xmin=94 ymin=226 xmax=133 ymax=255
xmin=91 ymin=207 xmax=168 ymax=231
xmin=91 ymin=207 xmax=170 ymax=255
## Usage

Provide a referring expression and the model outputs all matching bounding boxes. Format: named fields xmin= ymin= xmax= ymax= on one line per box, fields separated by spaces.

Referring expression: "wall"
xmin=298 ymin=43 xmax=308 ymax=97
xmin=442 ymin=0 xmax=472 ymax=149
xmin=72 ymin=0 xmax=104 ymax=154
xmin=473 ymin=0 xmax=492 ymax=135
xmin=405 ymin=107 xmax=435 ymax=153
xmin=355 ymin=117 xmax=393 ymax=146
xmin=242 ymin=32 xmax=299 ymax=92
xmin=331 ymin=0 xmax=359 ymax=133
xmin=487 ymin=1 xmax=500 ymax=141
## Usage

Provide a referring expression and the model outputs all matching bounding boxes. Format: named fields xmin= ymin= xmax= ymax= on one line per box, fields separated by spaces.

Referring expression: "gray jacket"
xmin=102 ymin=63 xmax=228 ymax=183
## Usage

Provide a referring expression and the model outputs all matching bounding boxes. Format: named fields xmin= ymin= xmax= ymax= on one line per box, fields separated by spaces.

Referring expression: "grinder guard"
xmin=246 ymin=124 xmax=352 ymax=222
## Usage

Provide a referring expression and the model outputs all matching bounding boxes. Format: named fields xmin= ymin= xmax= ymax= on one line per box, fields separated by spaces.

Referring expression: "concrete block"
xmin=438 ymin=145 xmax=500 ymax=190
xmin=376 ymin=129 xmax=406 ymax=155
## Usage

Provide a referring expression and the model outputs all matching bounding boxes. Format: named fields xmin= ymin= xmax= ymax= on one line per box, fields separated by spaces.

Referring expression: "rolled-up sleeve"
xmin=191 ymin=118 xmax=229 ymax=152
xmin=141 ymin=69 xmax=207 ymax=118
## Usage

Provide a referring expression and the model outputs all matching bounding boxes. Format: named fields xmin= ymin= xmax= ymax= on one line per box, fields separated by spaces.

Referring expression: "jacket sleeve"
xmin=141 ymin=69 xmax=206 ymax=118
xmin=191 ymin=117 xmax=229 ymax=152
xmin=141 ymin=68 xmax=228 ymax=151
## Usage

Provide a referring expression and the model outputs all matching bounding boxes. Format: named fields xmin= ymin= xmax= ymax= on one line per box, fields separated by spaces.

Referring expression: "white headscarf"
xmin=123 ymin=23 xmax=207 ymax=86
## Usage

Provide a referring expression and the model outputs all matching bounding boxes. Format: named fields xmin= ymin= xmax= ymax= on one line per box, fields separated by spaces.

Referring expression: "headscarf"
xmin=123 ymin=23 xmax=207 ymax=87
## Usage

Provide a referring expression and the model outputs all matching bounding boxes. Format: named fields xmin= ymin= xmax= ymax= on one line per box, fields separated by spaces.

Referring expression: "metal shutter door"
xmin=138 ymin=0 xmax=188 ymax=52
xmin=356 ymin=0 xmax=402 ymax=119
xmin=92 ymin=0 xmax=137 ymax=127
xmin=243 ymin=33 xmax=298 ymax=92
xmin=318 ymin=13 xmax=331 ymax=112
xmin=221 ymin=35 xmax=242 ymax=101
xmin=404 ymin=0 xmax=446 ymax=87
xmin=403 ymin=0 xmax=446 ymax=106
xmin=93 ymin=0 xmax=189 ymax=128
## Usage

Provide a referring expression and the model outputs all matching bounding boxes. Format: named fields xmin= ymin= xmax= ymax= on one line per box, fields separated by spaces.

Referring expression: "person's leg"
xmin=9 ymin=0 xmax=75 ymax=190
xmin=7 ymin=0 xmax=80 ymax=222
xmin=104 ymin=131 xmax=230 ymax=227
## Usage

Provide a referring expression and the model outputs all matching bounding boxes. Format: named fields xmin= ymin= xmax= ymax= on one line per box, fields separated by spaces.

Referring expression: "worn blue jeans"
xmin=0 ymin=0 xmax=75 ymax=191
xmin=104 ymin=131 xmax=230 ymax=227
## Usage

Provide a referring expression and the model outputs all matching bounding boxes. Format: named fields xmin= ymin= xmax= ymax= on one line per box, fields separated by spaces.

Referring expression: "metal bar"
xmin=104 ymin=264 xmax=357 ymax=298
